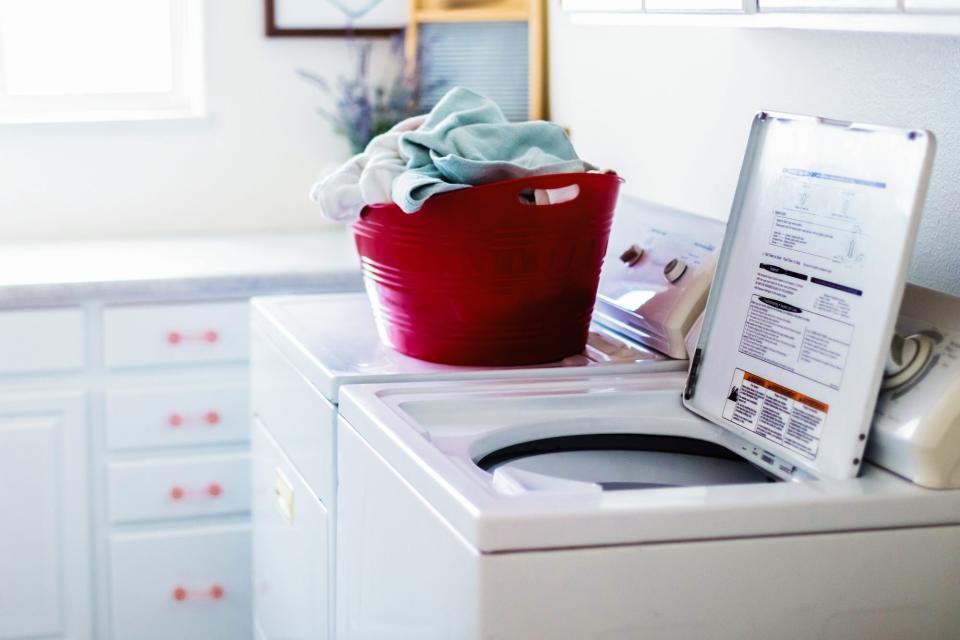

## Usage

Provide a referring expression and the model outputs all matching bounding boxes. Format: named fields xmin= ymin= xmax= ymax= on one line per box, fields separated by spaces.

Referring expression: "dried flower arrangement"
xmin=299 ymin=36 xmax=442 ymax=155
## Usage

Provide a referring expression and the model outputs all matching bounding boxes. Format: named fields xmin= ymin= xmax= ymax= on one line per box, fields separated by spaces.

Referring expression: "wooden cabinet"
xmin=0 ymin=392 xmax=90 ymax=640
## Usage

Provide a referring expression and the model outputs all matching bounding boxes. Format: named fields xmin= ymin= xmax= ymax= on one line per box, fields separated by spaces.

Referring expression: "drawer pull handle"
xmin=166 ymin=330 xmax=220 ymax=345
xmin=170 ymin=483 xmax=223 ymax=500
xmin=171 ymin=585 xmax=226 ymax=602
xmin=168 ymin=411 xmax=222 ymax=428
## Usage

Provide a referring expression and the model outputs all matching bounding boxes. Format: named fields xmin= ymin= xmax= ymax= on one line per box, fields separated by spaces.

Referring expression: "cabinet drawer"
xmin=0 ymin=308 xmax=85 ymax=375
xmin=106 ymin=382 xmax=248 ymax=451
xmin=103 ymin=301 xmax=249 ymax=369
xmin=253 ymin=420 xmax=329 ymax=640
xmin=110 ymin=526 xmax=251 ymax=640
xmin=108 ymin=454 xmax=250 ymax=524
xmin=251 ymin=327 xmax=336 ymax=506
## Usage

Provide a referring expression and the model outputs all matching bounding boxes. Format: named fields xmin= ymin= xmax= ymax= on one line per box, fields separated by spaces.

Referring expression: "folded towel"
xmin=393 ymin=87 xmax=590 ymax=213
xmin=310 ymin=114 xmax=427 ymax=222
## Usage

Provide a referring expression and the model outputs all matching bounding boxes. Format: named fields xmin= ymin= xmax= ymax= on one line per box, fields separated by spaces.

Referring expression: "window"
xmin=0 ymin=0 xmax=204 ymax=123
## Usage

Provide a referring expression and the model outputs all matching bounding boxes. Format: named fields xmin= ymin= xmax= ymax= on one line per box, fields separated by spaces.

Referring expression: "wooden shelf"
xmin=564 ymin=6 xmax=960 ymax=34
xmin=413 ymin=7 xmax=530 ymax=22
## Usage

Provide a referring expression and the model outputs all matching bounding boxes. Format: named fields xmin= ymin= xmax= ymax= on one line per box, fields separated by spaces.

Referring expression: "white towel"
xmin=310 ymin=114 xmax=427 ymax=222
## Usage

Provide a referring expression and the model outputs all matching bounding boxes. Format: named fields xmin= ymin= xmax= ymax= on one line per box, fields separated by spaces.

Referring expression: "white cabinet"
xmin=252 ymin=421 xmax=330 ymax=640
xmin=103 ymin=301 xmax=250 ymax=369
xmin=905 ymin=0 xmax=960 ymax=10
xmin=0 ymin=233 xmax=361 ymax=640
xmin=646 ymin=0 xmax=756 ymax=12
xmin=110 ymin=526 xmax=252 ymax=640
xmin=565 ymin=0 xmax=960 ymax=32
xmin=0 ymin=308 xmax=85 ymax=375
xmin=105 ymin=381 xmax=250 ymax=451
xmin=0 ymin=392 xmax=90 ymax=640
xmin=108 ymin=453 xmax=251 ymax=524
xmin=759 ymin=0 xmax=898 ymax=10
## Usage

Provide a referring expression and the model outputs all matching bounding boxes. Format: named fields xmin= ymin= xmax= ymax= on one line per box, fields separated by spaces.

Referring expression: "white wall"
xmin=550 ymin=11 xmax=960 ymax=295
xmin=0 ymin=0 xmax=398 ymax=242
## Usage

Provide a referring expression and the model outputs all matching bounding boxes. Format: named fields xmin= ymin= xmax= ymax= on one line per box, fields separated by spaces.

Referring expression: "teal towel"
xmin=393 ymin=87 xmax=589 ymax=213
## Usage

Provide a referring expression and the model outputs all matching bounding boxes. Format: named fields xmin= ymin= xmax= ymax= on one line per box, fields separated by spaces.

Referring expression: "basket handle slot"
xmin=518 ymin=184 xmax=580 ymax=206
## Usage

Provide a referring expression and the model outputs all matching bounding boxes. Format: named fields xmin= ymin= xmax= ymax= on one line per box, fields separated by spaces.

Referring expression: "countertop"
xmin=0 ymin=229 xmax=363 ymax=307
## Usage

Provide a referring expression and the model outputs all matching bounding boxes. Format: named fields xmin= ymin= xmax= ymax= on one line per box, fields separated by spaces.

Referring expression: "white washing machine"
xmin=336 ymin=319 xmax=960 ymax=638
xmin=250 ymin=197 xmax=726 ymax=639
xmin=334 ymin=115 xmax=960 ymax=638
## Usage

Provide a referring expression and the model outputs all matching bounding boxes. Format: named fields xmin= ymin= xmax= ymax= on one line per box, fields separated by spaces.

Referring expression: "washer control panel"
xmin=868 ymin=284 xmax=960 ymax=489
xmin=594 ymin=197 xmax=726 ymax=360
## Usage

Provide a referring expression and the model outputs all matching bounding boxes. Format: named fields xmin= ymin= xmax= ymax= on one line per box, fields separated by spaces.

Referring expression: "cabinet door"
xmin=110 ymin=526 xmax=252 ymax=640
xmin=0 ymin=392 xmax=90 ymax=640
xmin=252 ymin=420 xmax=329 ymax=640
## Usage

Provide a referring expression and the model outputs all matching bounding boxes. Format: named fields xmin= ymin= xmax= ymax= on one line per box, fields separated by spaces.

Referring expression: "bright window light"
xmin=0 ymin=0 xmax=204 ymax=123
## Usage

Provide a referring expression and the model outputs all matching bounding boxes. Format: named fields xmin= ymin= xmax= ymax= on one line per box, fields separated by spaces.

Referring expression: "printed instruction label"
xmin=739 ymin=295 xmax=853 ymax=390
xmin=686 ymin=118 xmax=928 ymax=477
xmin=722 ymin=369 xmax=829 ymax=460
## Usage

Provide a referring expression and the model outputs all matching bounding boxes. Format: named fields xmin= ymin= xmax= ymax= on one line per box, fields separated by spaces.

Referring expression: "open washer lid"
xmin=683 ymin=112 xmax=935 ymax=481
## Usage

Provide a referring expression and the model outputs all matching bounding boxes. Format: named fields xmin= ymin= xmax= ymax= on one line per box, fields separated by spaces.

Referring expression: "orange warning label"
xmin=722 ymin=369 xmax=829 ymax=460
xmin=741 ymin=372 xmax=829 ymax=413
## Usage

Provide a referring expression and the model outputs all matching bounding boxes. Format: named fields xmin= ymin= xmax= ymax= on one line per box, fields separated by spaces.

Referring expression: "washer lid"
xmin=683 ymin=112 xmax=936 ymax=481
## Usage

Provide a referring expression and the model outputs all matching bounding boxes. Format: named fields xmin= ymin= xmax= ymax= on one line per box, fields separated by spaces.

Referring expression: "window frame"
xmin=0 ymin=0 xmax=206 ymax=124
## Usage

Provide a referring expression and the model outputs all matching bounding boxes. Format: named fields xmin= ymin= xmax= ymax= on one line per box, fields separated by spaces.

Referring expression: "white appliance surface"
xmin=251 ymin=197 xmax=726 ymax=403
xmin=594 ymin=196 xmax=725 ymax=359
xmin=870 ymin=284 xmax=960 ymax=488
xmin=252 ymin=293 xmax=675 ymax=402
xmin=338 ymin=371 xmax=960 ymax=553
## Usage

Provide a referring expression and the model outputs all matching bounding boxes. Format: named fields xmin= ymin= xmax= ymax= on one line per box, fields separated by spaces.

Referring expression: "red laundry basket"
xmin=353 ymin=172 xmax=623 ymax=366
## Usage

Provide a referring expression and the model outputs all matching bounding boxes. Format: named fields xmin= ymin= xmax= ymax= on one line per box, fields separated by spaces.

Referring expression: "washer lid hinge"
xmin=684 ymin=347 xmax=702 ymax=401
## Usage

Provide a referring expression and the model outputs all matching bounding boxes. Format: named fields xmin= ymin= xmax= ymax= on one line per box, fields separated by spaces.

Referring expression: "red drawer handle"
xmin=172 ymin=585 xmax=226 ymax=602
xmin=168 ymin=411 xmax=222 ymax=429
xmin=170 ymin=484 xmax=223 ymax=500
xmin=166 ymin=330 xmax=220 ymax=345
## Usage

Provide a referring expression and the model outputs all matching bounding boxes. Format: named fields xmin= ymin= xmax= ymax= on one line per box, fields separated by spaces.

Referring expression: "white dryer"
xmin=250 ymin=196 xmax=725 ymax=640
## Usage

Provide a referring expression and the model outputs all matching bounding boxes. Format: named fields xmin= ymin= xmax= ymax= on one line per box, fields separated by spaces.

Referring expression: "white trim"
xmin=0 ymin=0 xmax=206 ymax=125
xmin=566 ymin=8 xmax=960 ymax=34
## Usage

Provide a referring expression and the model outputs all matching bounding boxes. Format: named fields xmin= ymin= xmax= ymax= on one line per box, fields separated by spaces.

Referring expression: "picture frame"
xmin=265 ymin=0 xmax=406 ymax=37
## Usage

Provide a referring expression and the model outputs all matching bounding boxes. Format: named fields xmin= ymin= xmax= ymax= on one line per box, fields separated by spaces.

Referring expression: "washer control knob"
xmin=619 ymin=244 xmax=645 ymax=267
xmin=882 ymin=333 xmax=934 ymax=390
xmin=663 ymin=258 xmax=688 ymax=283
